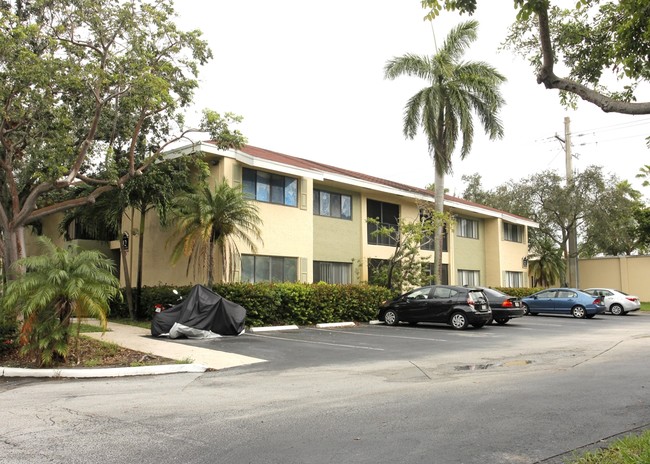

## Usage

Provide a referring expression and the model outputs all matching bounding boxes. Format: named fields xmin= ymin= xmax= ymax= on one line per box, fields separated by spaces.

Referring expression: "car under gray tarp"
xmin=151 ymin=284 xmax=246 ymax=338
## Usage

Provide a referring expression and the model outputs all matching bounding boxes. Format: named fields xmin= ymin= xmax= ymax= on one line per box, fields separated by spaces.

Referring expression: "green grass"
xmin=109 ymin=318 xmax=151 ymax=329
xmin=566 ymin=430 xmax=650 ymax=463
xmin=640 ymin=302 xmax=650 ymax=312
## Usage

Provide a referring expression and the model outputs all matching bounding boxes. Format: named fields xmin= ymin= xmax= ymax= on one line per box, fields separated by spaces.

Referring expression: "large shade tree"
xmin=384 ymin=20 xmax=506 ymax=283
xmin=0 ymin=0 xmax=238 ymax=280
xmin=168 ymin=181 xmax=263 ymax=287
xmin=422 ymin=0 xmax=650 ymax=115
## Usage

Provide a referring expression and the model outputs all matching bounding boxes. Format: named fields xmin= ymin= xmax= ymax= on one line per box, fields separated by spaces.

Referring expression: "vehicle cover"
xmin=151 ymin=284 xmax=246 ymax=338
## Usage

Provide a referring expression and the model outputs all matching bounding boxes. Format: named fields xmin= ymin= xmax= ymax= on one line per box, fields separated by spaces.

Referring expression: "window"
xmin=457 ymin=269 xmax=480 ymax=286
xmin=314 ymin=189 xmax=352 ymax=220
xmin=314 ymin=261 xmax=352 ymax=284
xmin=241 ymin=255 xmax=298 ymax=283
xmin=457 ymin=217 xmax=479 ymax=239
xmin=432 ymin=286 xmax=458 ymax=299
xmin=503 ymin=222 xmax=524 ymax=242
xmin=242 ymin=168 xmax=298 ymax=207
xmin=505 ymin=271 xmax=524 ymax=287
xmin=367 ymin=199 xmax=399 ymax=246
xmin=419 ymin=211 xmax=448 ymax=252
xmin=422 ymin=263 xmax=449 ymax=285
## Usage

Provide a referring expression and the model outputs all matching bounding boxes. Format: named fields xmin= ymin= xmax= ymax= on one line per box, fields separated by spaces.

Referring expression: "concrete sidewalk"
xmin=0 ymin=321 xmax=266 ymax=378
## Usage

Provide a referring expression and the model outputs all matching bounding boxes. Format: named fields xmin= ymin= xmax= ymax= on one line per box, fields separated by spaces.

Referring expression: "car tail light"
xmin=593 ymin=298 xmax=602 ymax=305
xmin=502 ymin=299 xmax=513 ymax=308
xmin=627 ymin=297 xmax=638 ymax=302
xmin=466 ymin=296 xmax=475 ymax=309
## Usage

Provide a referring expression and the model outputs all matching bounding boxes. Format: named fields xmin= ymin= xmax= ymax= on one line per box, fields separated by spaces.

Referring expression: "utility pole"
xmin=555 ymin=116 xmax=579 ymax=288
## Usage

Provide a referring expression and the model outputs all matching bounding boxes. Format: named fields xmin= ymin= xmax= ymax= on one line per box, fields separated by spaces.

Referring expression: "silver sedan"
xmin=583 ymin=288 xmax=641 ymax=315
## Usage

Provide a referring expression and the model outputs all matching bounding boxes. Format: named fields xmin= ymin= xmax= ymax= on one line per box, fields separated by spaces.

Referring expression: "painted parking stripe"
xmin=305 ymin=327 xmax=448 ymax=342
xmin=248 ymin=333 xmax=384 ymax=351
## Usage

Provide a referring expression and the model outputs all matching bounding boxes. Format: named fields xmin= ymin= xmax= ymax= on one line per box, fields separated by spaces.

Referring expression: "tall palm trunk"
xmin=433 ymin=166 xmax=445 ymax=284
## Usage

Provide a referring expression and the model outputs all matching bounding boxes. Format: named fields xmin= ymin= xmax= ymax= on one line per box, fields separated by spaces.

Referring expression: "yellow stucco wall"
xmin=312 ymin=187 xmax=362 ymax=280
xmin=453 ymin=216 xmax=486 ymax=285
xmin=579 ymin=256 xmax=650 ymax=301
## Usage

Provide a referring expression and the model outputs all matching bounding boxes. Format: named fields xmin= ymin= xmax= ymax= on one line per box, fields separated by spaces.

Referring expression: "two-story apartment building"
xmin=105 ymin=142 xmax=537 ymax=288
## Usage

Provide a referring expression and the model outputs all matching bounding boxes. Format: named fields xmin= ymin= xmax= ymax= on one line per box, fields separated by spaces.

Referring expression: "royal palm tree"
xmin=168 ymin=181 xmax=263 ymax=287
xmin=384 ymin=20 xmax=506 ymax=284
xmin=2 ymin=236 xmax=121 ymax=366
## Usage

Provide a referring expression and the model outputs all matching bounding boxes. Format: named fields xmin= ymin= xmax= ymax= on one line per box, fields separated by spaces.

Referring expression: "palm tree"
xmin=168 ymin=181 xmax=263 ymax=287
xmin=2 ymin=236 xmax=121 ymax=366
xmin=384 ymin=20 xmax=506 ymax=284
xmin=528 ymin=237 xmax=565 ymax=287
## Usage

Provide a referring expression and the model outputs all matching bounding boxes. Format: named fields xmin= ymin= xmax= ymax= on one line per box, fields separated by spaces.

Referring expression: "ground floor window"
xmin=241 ymin=255 xmax=298 ymax=283
xmin=505 ymin=271 xmax=524 ymax=287
xmin=457 ymin=269 xmax=480 ymax=286
xmin=313 ymin=261 xmax=352 ymax=284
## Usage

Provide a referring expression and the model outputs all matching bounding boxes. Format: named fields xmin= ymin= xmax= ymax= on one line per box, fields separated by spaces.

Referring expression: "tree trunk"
xmin=120 ymin=242 xmax=135 ymax=320
xmin=433 ymin=167 xmax=445 ymax=285
xmin=3 ymin=225 xmax=26 ymax=282
xmin=207 ymin=237 xmax=215 ymax=288
xmin=135 ymin=206 xmax=146 ymax=315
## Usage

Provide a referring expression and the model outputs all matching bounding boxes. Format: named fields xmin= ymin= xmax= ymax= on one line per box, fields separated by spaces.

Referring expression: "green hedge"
xmin=109 ymin=282 xmax=394 ymax=327
xmin=494 ymin=287 xmax=544 ymax=298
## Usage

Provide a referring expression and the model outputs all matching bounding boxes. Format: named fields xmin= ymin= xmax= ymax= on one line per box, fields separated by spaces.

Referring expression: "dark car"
xmin=521 ymin=288 xmax=606 ymax=318
xmin=377 ymin=285 xmax=492 ymax=330
xmin=478 ymin=287 xmax=525 ymax=325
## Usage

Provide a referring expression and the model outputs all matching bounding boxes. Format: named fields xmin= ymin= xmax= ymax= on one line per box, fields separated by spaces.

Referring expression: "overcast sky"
xmin=174 ymin=1 xmax=650 ymax=198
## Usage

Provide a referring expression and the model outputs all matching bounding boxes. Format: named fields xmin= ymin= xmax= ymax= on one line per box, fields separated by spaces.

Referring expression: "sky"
xmin=173 ymin=1 xmax=650 ymax=199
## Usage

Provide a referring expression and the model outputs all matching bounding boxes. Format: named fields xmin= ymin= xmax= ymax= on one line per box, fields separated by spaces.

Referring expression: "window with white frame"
xmin=457 ymin=217 xmax=479 ymax=239
xmin=505 ymin=271 xmax=524 ymax=287
xmin=313 ymin=261 xmax=352 ymax=284
xmin=503 ymin=222 xmax=524 ymax=242
xmin=241 ymin=255 xmax=298 ymax=283
xmin=457 ymin=269 xmax=480 ymax=286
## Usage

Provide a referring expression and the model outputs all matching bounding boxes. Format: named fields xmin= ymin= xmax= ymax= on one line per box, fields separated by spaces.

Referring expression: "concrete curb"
xmin=315 ymin=322 xmax=356 ymax=328
xmin=249 ymin=325 xmax=299 ymax=333
xmin=0 ymin=363 xmax=208 ymax=378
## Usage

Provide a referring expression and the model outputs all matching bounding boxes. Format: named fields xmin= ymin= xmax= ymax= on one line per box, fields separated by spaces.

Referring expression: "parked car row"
xmin=377 ymin=285 xmax=641 ymax=330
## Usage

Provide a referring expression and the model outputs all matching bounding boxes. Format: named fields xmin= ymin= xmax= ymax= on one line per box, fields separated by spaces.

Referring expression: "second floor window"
xmin=243 ymin=168 xmax=298 ymax=207
xmin=314 ymin=189 xmax=352 ymax=219
xmin=503 ymin=222 xmax=524 ymax=243
xmin=367 ymin=199 xmax=399 ymax=246
xmin=457 ymin=217 xmax=479 ymax=239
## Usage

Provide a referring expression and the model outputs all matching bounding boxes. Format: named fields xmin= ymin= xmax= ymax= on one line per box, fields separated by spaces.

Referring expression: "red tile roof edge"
xmin=206 ymin=142 xmax=535 ymax=223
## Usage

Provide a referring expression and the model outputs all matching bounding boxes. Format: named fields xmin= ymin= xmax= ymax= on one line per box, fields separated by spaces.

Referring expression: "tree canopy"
xmin=422 ymin=0 xmax=650 ymax=115
xmin=0 ymin=0 xmax=244 ymax=276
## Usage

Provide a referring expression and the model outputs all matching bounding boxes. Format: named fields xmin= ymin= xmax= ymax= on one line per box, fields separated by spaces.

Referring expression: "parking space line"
xmin=305 ymin=327 xmax=448 ymax=342
xmin=248 ymin=333 xmax=384 ymax=351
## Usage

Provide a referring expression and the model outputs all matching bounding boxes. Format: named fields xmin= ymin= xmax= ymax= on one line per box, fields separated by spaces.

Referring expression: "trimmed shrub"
xmin=111 ymin=282 xmax=393 ymax=327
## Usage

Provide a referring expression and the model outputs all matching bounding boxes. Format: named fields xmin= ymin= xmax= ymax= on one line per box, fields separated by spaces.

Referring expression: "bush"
xmin=494 ymin=287 xmax=544 ymax=298
xmin=111 ymin=282 xmax=393 ymax=327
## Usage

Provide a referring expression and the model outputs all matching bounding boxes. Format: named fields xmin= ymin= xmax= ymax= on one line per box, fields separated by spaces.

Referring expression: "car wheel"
xmin=495 ymin=317 xmax=509 ymax=325
xmin=384 ymin=309 xmax=399 ymax=326
xmin=522 ymin=303 xmax=530 ymax=316
xmin=450 ymin=312 xmax=468 ymax=330
xmin=571 ymin=305 xmax=586 ymax=319
xmin=610 ymin=304 xmax=624 ymax=316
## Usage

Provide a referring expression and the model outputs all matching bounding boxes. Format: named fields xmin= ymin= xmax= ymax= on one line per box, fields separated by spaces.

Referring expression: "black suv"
xmin=378 ymin=285 xmax=492 ymax=330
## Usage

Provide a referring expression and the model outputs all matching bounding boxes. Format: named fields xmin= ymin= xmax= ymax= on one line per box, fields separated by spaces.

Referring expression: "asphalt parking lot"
xmin=168 ymin=312 xmax=650 ymax=372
